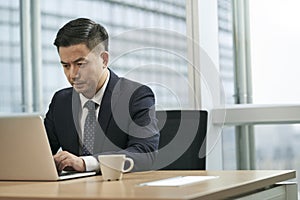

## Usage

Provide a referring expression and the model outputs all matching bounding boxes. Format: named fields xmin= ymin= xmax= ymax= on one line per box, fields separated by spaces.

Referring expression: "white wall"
xmin=198 ymin=0 xmax=223 ymax=170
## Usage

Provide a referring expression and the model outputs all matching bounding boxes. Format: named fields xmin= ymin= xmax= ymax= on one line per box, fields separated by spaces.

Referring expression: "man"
xmin=44 ymin=18 xmax=159 ymax=173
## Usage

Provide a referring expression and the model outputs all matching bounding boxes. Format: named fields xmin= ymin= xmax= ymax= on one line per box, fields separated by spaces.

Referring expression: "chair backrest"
xmin=154 ymin=110 xmax=207 ymax=170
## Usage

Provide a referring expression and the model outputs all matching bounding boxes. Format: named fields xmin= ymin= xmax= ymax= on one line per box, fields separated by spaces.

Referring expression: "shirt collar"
xmin=79 ymin=69 xmax=110 ymax=108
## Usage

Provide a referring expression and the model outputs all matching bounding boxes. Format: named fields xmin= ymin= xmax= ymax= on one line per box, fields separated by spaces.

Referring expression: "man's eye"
xmin=77 ymin=63 xmax=86 ymax=67
xmin=62 ymin=64 xmax=70 ymax=68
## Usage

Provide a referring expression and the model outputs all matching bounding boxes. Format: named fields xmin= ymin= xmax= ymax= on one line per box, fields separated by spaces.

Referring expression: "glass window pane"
xmin=255 ymin=125 xmax=300 ymax=182
xmin=0 ymin=0 xmax=22 ymax=113
xmin=218 ymin=0 xmax=235 ymax=105
xmin=249 ymin=0 xmax=300 ymax=104
xmin=222 ymin=127 xmax=237 ymax=169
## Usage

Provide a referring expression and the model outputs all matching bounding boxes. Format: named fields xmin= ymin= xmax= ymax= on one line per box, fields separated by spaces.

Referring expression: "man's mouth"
xmin=73 ymin=82 xmax=85 ymax=88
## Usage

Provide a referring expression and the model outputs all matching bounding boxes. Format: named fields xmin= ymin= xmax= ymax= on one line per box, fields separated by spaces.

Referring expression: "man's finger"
xmin=58 ymin=158 xmax=71 ymax=171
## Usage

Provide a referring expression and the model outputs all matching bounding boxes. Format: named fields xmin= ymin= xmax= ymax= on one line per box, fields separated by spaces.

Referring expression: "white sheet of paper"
xmin=138 ymin=176 xmax=219 ymax=187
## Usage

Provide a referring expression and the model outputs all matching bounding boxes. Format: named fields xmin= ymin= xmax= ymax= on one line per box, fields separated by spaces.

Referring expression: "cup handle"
xmin=122 ymin=157 xmax=134 ymax=173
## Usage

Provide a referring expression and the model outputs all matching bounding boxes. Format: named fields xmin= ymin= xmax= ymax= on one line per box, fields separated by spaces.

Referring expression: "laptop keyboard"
xmin=59 ymin=171 xmax=77 ymax=176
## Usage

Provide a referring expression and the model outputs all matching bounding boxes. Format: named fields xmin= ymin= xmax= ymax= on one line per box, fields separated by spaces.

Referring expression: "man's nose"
xmin=70 ymin=65 xmax=79 ymax=79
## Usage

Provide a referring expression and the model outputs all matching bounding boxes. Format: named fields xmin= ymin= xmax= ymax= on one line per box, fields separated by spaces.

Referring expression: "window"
xmin=216 ymin=0 xmax=300 ymax=191
xmin=0 ymin=0 xmax=189 ymax=114
xmin=250 ymin=0 xmax=300 ymax=104
xmin=249 ymin=0 xmax=300 ymax=189
xmin=0 ymin=0 xmax=21 ymax=113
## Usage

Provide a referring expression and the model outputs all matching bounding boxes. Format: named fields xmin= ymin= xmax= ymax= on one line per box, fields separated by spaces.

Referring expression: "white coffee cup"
xmin=98 ymin=154 xmax=134 ymax=181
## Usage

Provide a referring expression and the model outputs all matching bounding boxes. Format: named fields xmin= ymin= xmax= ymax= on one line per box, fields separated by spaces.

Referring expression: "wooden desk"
xmin=0 ymin=170 xmax=296 ymax=200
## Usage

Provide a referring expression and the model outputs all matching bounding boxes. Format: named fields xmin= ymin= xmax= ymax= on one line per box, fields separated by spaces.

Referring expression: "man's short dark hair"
xmin=54 ymin=18 xmax=109 ymax=52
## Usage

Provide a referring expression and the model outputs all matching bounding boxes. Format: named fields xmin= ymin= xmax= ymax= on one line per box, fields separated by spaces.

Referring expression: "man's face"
xmin=58 ymin=43 xmax=108 ymax=98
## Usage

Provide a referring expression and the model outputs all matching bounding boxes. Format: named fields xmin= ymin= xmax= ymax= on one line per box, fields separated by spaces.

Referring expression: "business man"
xmin=44 ymin=18 xmax=159 ymax=173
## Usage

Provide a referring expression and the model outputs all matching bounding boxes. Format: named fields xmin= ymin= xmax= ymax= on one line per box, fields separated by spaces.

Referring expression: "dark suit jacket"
xmin=44 ymin=69 xmax=160 ymax=171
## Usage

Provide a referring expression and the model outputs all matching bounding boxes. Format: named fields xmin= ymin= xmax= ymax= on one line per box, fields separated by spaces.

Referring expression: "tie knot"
xmin=84 ymin=100 xmax=96 ymax=111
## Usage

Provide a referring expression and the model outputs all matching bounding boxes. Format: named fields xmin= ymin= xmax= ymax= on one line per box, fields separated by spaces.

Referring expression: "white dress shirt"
xmin=79 ymin=70 xmax=110 ymax=171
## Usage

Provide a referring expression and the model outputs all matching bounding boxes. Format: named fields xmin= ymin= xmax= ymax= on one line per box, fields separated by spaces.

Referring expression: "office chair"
xmin=153 ymin=110 xmax=208 ymax=170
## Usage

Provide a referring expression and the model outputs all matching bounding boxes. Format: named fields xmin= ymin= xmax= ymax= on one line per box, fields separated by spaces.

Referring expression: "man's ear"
xmin=101 ymin=51 xmax=109 ymax=67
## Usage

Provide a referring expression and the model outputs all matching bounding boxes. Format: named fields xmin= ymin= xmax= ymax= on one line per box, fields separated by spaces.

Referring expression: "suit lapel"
xmin=70 ymin=90 xmax=82 ymax=154
xmin=98 ymin=70 xmax=120 ymax=132
xmin=92 ymin=70 xmax=120 ymax=154
xmin=72 ymin=90 xmax=82 ymax=142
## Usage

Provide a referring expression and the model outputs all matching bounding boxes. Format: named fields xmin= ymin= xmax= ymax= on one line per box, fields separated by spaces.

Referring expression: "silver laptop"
xmin=0 ymin=115 xmax=96 ymax=181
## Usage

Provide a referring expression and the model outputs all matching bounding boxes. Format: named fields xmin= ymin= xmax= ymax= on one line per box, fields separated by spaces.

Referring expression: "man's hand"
xmin=54 ymin=151 xmax=86 ymax=172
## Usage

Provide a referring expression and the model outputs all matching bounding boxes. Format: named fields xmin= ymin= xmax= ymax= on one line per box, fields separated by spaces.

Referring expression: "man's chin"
xmin=73 ymin=87 xmax=86 ymax=95
xmin=74 ymin=88 xmax=95 ymax=98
